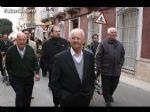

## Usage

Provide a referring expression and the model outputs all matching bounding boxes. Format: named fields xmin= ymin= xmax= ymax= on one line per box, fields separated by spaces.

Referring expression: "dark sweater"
xmin=6 ymin=45 xmax=40 ymax=78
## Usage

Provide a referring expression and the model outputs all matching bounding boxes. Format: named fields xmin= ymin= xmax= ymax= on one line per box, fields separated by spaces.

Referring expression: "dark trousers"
xmin=0 ymin=68 xmax=4 ymax=76
xmin=60 ymin=95 xmax=91 ymax=107
xmin=9 ymin=75 xmax=34 ymax=107
xmin=0 ymin=57 xmax=4 ymax=76
xmin=51 ymin=91 xmax=60 ymax=106
xmin=101 ymin=75 xmax=120 ymax=102
xmin=48 ymin=67 xmax=52 ymax=88
xmin=40 ymin=59 xmax=48 ymax=76
xmin=41 ymin=68 xmax=48 ymax=76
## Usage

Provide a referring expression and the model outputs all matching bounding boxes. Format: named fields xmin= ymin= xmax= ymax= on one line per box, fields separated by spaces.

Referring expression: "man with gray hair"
xmin=51 ymin=28 xmax=95 ymax=106
xmin=95 ymin=27 xmax=125 ymax=107
xmin=5 ymin=32 xmax=40 ymax=107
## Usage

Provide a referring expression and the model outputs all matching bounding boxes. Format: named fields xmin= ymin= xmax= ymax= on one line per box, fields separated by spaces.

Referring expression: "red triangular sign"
xmin=95 ymin=13 xmax=106 ymax=24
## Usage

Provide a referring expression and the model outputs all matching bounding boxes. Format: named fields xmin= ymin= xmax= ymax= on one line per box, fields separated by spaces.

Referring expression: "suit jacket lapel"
xmin=82 ymin=50 xmax=89 ymax=82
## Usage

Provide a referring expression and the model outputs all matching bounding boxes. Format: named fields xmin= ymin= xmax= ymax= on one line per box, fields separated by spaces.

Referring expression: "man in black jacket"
xmin=0 ymin=33 xmax=13 ymax=79
xmin=40 ymin=25 xmax=69 ymax=106
xmin=95 ymin=27 xmax=125 ymax=107
xmin=89 ymin=34 xmax=99 ymax=55
xmin=51 ymin=28 xmax=95 ymax=107
xmin=5 ymin=32 xmax=40 ymax=107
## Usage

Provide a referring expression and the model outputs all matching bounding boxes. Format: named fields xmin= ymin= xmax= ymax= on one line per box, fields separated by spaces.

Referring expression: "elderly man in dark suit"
xmin=95 ymin=27 xmax=125 ymax=107
xmin=51 ymin=28 xmax=96 ymax=107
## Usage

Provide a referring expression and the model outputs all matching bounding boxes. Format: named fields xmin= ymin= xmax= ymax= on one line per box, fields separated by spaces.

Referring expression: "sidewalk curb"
xmin=120 ymin=74 xmax=150 ymax=92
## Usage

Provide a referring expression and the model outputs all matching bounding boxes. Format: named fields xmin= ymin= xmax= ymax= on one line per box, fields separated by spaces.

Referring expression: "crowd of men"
xmin=0 ymin=25 xmax=125 ymax=107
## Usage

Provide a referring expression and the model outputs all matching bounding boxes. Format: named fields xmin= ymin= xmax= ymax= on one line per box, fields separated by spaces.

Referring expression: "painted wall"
xmin=80 ymin=15 xmax=88 ymax=42
xmin=101 ymin=8 xmax=116 ymax=39
xmin=141 ymin=7 xmax=150 ymax=59
xmin=64 ymin=20 xmax=69 ymax=40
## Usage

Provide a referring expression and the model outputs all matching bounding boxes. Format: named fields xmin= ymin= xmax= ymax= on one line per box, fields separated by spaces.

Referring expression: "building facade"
xmin=19 ymin=7 xmax=36 ymax=40
xmin=53 ymin=7 xmax=150 ymax=82
xmin=19 ymin=7 xmax=55 ymax=41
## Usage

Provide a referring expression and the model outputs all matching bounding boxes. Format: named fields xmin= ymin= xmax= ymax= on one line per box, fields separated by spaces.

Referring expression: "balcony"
xmin=41 ymin=10 xmax=55 ymax=23
xmin=53 ymin=8 xmax=65 ymax=20
xmin=53 ymin=7 xmax=65 ymax=16
xmin=25 ymin=21 xmax=36 ymax=29
xmin=64 ymin=7 xmax=80 ymax=14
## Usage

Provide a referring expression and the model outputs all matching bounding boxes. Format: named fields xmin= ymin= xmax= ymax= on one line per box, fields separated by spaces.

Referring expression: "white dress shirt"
xmin=17 ymin=46 xmax=26 ymax=59
xmin=70 ymin=47 xmax=83 ymax=63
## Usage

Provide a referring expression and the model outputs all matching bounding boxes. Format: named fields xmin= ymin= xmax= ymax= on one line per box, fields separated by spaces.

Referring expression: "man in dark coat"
xmin=95 ymin=27 xmax=125 ymax=107
xmin=41 ymin=25 xmax=69 ymax=84
xmin=5 ymin=32 xmax=40 ymax=107
xmin=51 ymin=28 xmax=96 ymax=107
xmin=40 ymin=25 xmax=69 ymax=106
xmin=0 ymin=33 xmax=13 ymax=78
xmin=89 ymin=34 xmax=99 ymax=55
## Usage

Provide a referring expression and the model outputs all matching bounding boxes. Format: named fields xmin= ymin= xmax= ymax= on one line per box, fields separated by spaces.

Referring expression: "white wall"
xmin=34 ymin=7 xmax=45 ymax=25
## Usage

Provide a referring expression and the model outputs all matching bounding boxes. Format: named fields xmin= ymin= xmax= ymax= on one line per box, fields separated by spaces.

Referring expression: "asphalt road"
xmin=1 ymin=71 xmax=150 ymax=107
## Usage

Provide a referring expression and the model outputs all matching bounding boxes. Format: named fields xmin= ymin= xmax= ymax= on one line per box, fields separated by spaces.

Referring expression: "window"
xmin=69 ymin=18 xmax=79 ymax=37
xmin=70 ymin=18 xmax=79 ymax=30
xmin=117 ymin=7 xmax=139 ymax=74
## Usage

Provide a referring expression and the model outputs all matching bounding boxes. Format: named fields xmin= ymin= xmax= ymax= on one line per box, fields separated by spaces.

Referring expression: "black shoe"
xmin=31 ymin=96 xmax=34 ymax=99
xmin=6 ymin=81 xmax=10 ymax=86
xmin=110 ymin=97 xmax=114 ymax=102
xmin=105 ymin=102 xmax=111 ymax=107
xmin=54 ymin=104 xmax=59 ymax=107
xmin=48 ymin=83 xmax=51 ymax=90
xmin=2 ymin=76 xmax=6 ymax=83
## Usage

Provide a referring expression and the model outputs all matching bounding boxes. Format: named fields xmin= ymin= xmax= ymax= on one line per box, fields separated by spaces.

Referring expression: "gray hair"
xmin=107 ymin=27 xmax=117 ymax=34
xmin=69 ymin=28 xmax=85 ymax=38
xmin=16 ymin=32 xmax=26 ymax=38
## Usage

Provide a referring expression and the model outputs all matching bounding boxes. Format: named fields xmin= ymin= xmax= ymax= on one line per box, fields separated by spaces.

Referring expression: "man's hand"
xmin=34 ymin=74 xmax=40 ymax=81
xmin=95 ymin=65 xmax=100 ymax=78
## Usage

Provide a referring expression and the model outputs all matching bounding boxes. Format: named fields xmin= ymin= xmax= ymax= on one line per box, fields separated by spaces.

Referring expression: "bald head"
xmin=107 ymin=27 xmax=117 ymax=34
xmin=16 ymin=32 xmax=27 ymax=48
xmin=17 ymin=32 xmax=26 ymax=39
xmin=107 ymin=27 xmax=117 ymax=40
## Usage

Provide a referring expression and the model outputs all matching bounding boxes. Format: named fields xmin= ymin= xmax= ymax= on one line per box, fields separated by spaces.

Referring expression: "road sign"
xmin=95 ymin=12 xmax=107 ymax=24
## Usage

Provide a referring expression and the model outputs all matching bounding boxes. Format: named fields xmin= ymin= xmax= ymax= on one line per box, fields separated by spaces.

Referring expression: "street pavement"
xmin=0 ymin=70 xmax=150 ymax=107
